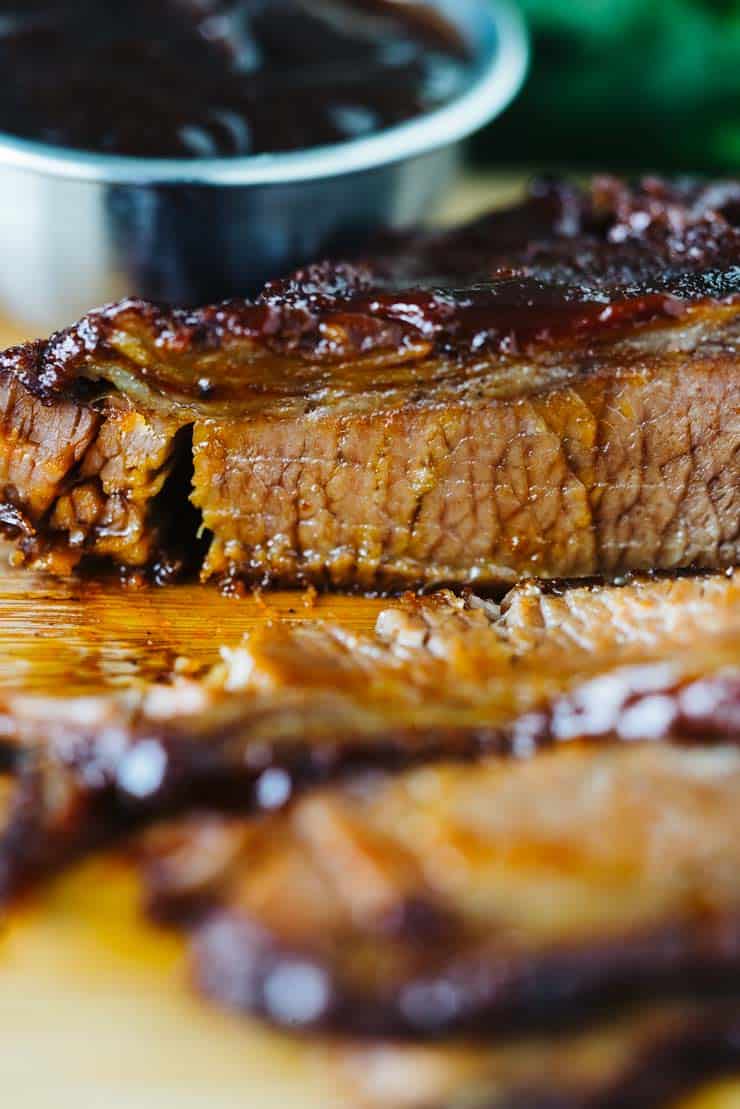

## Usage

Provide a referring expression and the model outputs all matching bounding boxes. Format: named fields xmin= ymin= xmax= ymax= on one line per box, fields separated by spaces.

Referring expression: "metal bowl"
xmin=0 ymin=0 xmax=527 ymax=332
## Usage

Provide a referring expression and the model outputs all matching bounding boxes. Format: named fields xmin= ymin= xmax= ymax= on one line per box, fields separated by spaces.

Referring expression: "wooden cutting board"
xmin=0 ymin=175 xmax=738 ymax=1108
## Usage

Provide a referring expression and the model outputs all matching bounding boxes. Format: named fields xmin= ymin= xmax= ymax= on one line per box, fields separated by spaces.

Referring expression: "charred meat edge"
xmin=0 ymin=176 xmax=738 ymax=586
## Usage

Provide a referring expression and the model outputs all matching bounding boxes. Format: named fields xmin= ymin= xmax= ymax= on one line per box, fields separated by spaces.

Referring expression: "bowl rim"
xmin=0 ymin=0 xmax=528 ymax=186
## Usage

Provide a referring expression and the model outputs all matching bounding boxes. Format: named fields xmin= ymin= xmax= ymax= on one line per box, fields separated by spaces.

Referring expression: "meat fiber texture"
xmin=0 ymin=177 xmax=737 ymax=588
xmin=0 ymin=571 xmax=737 ymax=897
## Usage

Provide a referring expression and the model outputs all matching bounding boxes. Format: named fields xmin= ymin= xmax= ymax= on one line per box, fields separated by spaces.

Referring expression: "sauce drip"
xmin=0 ymin=0 xmax=470 ymax=158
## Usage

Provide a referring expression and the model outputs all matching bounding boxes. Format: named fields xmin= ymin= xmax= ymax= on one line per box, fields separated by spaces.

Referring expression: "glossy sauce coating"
xmin=0 ymin=0 xmax=470 ymax=157
xmin=5 ymin=177 xmax=739 ymax=405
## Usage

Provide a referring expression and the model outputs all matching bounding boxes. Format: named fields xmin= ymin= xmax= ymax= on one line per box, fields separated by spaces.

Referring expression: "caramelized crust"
xmin=0 ymin=178 xmax=737 ymax=586
xmin=0 ymin=376 xmax=184 ymax=572
xmin=5 ymin=178 xmax=739 ymax=401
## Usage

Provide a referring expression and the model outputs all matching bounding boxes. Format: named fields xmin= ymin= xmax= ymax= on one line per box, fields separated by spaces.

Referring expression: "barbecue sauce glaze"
xmin=0 ymin=0 xmax=470 ymax=158
xmin=6 ymin=176 xmax=739 ymax=407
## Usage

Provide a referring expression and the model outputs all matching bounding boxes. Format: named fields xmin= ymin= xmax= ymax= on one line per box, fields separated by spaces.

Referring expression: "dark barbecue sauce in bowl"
xmin=0 ymin=0 xmax=471 ymax=158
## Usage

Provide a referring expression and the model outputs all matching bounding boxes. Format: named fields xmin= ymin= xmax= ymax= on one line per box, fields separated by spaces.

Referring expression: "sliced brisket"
xmin=151 ymin=745 xmax=740 ymax=1037
xmin=0 ymin=572 xmax=737 ymax=896
xmin=0 ymin=374 xmax=184 ymax=572
xmin=0 ymin=177 xmax=737 ymax=586
xmin=128 ymin=808 xmax=740 ymax=1103
xmin=336 ymin=1002 xmax=740 ymax=1108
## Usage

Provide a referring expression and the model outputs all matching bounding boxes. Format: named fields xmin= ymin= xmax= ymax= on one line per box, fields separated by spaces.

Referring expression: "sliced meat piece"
xmin=192 ymin=338 xmax=739 ymax=587
xmin=135 ymin=814 xmax=740 ymax=1103
xmin=373 ymin=570 xmax=740 ymax=676
xmin=338 ymin=1003 xmax=740 ymax=1108
xmin=0 ymin=177 xmax=737 ymax=586
xmin=0 ymin=370 xmax=99 ymax=571
xmin=1 ymin=573 xmax=737 ymax=899
xmin=0 ymin=368 xmax=185 ymax=572
xmin=144 ymin=744 xmax=740 ymax=1037
xmin=4 ymin=571 xmax=740 ymax=797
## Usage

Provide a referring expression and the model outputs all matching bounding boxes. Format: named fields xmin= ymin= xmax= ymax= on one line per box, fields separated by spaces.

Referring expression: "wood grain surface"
xmin=0 ymin=175 xmax=737 ymax=1108
xmin=0 ymin=561 xmax=384 ymax=694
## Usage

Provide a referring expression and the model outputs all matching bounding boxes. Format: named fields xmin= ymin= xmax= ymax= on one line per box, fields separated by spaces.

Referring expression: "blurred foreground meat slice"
xmin=336 ymin=1001 xmax=740 ymax=1108
xmin=128 ymin=802 xmax=740 ymax=1106
xmin=0 ymin=177 xmax=737 ymax=586
xmin=0 ymin=571 xmax=738 ymax=897
xmin=140 ymin=744 xmax=740 ymax=1038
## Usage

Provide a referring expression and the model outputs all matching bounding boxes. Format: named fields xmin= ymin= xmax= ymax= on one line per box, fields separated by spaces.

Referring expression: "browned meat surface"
xmin=113 ymin=808 xmax=740 ymax=1105
xmin=0 ymin=177 xmax=737 ymax=586
xmin=138 ymin=744 xmax=740 ymax=1037
xmin=0 ymin=572 xmax=737 ymax=897
xmin=0 ymin=374 xmax=183 ymax=573
xmin=337 ymin=1002 xmax=740 ymax=1108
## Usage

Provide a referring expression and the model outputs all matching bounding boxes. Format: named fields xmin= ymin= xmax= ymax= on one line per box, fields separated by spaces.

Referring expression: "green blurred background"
xmin=478 ymin=0 xmax=740 ymax=171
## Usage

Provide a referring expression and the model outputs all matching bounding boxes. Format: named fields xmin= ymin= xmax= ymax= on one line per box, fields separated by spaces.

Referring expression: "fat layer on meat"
xmin=0 ymin=177 xmax=737 ymax=586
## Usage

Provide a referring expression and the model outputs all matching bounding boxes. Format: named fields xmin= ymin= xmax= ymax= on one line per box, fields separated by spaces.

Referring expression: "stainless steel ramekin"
xmin=0 ymin=0 xmax=527 ymax=331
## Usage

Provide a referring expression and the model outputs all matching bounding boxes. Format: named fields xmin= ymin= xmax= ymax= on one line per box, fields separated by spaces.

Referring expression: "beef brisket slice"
xmin=0 ymin=368 xmax=184 ymax=571
xmin=337 ymin=1002 xmax=740 ymax=1108
xmin=192 ymin=328 xmax=739 ymax=587
xmin=137 ymin=814 xmax=740 ymax=1105
xmin=0 ymin=572 xmax=737 ymax=896
xmin=165 ymin=744 xmax=740 ymax=1037
xmin=0 ymin=177 xmax=737 ymax=586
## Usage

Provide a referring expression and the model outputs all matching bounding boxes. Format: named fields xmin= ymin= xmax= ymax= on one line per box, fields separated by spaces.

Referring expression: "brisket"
xmin=336 ymin=1002 xmax=740 ymax=1108
xmin=148 ymin=744 xmax=740 ymax=1037
xmin=0 ymin=177 xmax=737 ymax=587
xmin=0 ymin=572 xmax=737 ymax=896
xmin=134 ymin=809 xmax=740 ymax=1102
xmin=0 ymin=374 xmax=184 ymax=572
